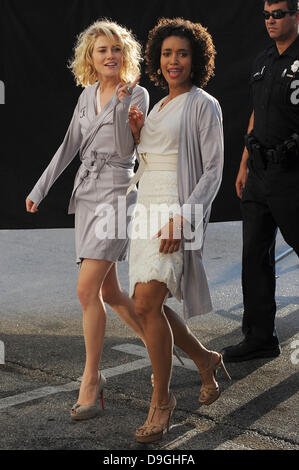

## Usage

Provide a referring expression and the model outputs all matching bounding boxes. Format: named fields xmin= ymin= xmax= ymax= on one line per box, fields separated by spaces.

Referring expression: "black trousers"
xmin=240 ymin=157 xmax=299 ymax=344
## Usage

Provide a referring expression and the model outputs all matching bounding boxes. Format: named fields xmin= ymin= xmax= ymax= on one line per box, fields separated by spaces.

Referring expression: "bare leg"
xmin=134 ymin=280 xmax=173 ymax=426
xmin=163 ymin=304 xmax=218 ymax=387
xmin=102 ymin=265 xmax=218 ymax=388
xmin=75 ymin=258 xmax=112 ymax=407
xmin=101 ymin=263 xmax=145 ymax=340
xmin=101 ymin=264 xmax=218 ymax=389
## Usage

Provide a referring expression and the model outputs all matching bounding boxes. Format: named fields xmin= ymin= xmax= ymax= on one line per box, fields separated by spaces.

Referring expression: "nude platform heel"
xmin=70 ymin=372 xmax=106 ymax=421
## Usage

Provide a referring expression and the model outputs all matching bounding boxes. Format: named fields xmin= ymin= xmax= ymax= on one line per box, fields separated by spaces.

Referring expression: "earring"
xmin=157 ymin=68 xmax=161 ymax=75
xmin=190 ymin=71 xmax=194 ymax=79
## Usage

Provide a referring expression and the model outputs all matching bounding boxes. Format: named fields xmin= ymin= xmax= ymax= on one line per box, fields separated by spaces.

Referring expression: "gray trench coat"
xmin=28 ymin=83 xmax=149 ymax=263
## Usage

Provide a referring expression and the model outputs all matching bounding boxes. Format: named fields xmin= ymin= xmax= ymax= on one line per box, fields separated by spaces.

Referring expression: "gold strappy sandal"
xmin=199 ymin=353 xmax=231 ymax=406
xmin=136 ymin=392 xmax=176 ymax=443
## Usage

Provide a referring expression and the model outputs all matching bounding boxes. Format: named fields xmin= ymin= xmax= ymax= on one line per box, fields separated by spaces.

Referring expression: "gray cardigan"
xmin=177 ymin=86 xmax=224 ymax=318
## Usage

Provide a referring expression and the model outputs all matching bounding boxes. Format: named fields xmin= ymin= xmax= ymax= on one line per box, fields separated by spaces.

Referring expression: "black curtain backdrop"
xmin=0 ymin=0 xmax=271 ymax=229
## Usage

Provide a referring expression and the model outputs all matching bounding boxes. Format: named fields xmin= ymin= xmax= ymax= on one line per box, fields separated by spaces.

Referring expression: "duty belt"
xmin=245 ymin=132 xmax=299 ymax=169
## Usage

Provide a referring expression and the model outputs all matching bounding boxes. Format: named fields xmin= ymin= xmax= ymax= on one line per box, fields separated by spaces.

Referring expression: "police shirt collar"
xmin=284 ymin=35 xmax=299 ymax=59
xmin=268 ymin=34 xmax=299 ymax=58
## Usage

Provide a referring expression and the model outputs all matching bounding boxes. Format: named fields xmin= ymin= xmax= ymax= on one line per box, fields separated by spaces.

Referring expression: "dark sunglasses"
xmin=262 ymin=9 xmax=297 ymax=20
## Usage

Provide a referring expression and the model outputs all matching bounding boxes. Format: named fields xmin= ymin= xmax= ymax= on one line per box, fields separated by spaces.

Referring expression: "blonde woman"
xmin=26 ymin=19 xmax=149 ymax=420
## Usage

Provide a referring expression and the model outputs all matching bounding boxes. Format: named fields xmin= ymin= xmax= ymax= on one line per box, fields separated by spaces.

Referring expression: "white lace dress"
xmin=129 ymin=92 xmax=189 ymax=300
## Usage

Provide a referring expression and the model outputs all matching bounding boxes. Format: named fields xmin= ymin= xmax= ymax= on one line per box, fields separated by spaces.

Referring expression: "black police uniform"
xmin=241 ymin=35 xmax=299 ymax=348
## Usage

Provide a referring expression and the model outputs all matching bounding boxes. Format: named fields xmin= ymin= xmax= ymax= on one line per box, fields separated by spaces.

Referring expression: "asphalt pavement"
xmin=0 ymin=222 xmax=298 ymax=454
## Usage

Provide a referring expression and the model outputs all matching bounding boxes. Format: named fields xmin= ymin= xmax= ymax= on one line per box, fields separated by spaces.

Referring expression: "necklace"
xmin=159 ymin=98 xmax=170 ymax=111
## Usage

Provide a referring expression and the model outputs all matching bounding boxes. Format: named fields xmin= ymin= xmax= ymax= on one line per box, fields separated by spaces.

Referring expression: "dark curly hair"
xmin=144 ymin=17 xmax=216 ymax=90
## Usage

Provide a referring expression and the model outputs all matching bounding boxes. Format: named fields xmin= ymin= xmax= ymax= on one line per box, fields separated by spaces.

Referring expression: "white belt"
xmin=126 ymin=153 xmax=178 ymax=195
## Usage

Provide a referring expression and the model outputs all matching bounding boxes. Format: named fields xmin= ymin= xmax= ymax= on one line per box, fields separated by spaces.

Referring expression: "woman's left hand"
xmin=153 ymin=216 xmax=183 ymax=254
xmin=128 ymin=105 xmax=144 ymax=137
xmin=117 ymin=76 xmax=139 ymax=102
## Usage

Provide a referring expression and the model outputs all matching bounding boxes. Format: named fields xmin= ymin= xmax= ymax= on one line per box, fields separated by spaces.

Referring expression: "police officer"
xmin=223 ymin=0 xmax=299 ymax=362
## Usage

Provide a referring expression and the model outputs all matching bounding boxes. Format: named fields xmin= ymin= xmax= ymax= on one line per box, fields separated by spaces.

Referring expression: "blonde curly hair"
xmin=69 ymin=19 xmax=142 ymax=87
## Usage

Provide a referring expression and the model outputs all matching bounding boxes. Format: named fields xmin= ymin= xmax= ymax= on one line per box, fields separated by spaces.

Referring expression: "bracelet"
xmin=169 ymin=217 xmax=183 ymax=236
xmin=133 ymin=134 xmax=140 ymax=145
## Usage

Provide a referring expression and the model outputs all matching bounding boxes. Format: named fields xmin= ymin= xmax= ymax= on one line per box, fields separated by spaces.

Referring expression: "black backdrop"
xmin=0 ymin=0 xmax=271 ymax=229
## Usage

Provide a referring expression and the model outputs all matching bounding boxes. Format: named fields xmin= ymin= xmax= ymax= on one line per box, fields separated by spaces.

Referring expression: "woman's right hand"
xmin=128 ymin=105 xmax=144 ymax=140
xmin=26 ymin=198 xmax=38 ymax=213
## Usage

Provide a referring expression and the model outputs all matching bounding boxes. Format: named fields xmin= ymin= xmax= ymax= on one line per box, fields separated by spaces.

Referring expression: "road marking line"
xmin=161 ymin=425 xmax=253 ymax=450
xmin=112 ymin=344 xmax=197 ymax=370
xmin=214 ymin=441 xmax=252 ymax=450
xmin=0 ymin=346 xmax=152 ymax=412
xmin=0 ymin=343 xmax=196 ymax=412
xmin=97 ymin=358 xmax=150 ymax=379
xmin=161 ymin=427 xmax=200 ymax=449
xmin=0 ymin=381 xmax=79 ymax=411
xmin=276 ymin=304 xmax=299 ymax=318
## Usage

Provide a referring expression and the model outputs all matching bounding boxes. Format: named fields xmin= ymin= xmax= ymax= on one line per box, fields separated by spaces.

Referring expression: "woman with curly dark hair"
xmin=127 ymin=18 xmax=230 ymax=443
xmin=144 ymin=17 xmax=216 ymax=90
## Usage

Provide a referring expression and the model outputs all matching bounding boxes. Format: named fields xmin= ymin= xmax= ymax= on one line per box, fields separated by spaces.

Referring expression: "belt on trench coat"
xmin=68 ymin=150 xmax=133 ymax=214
